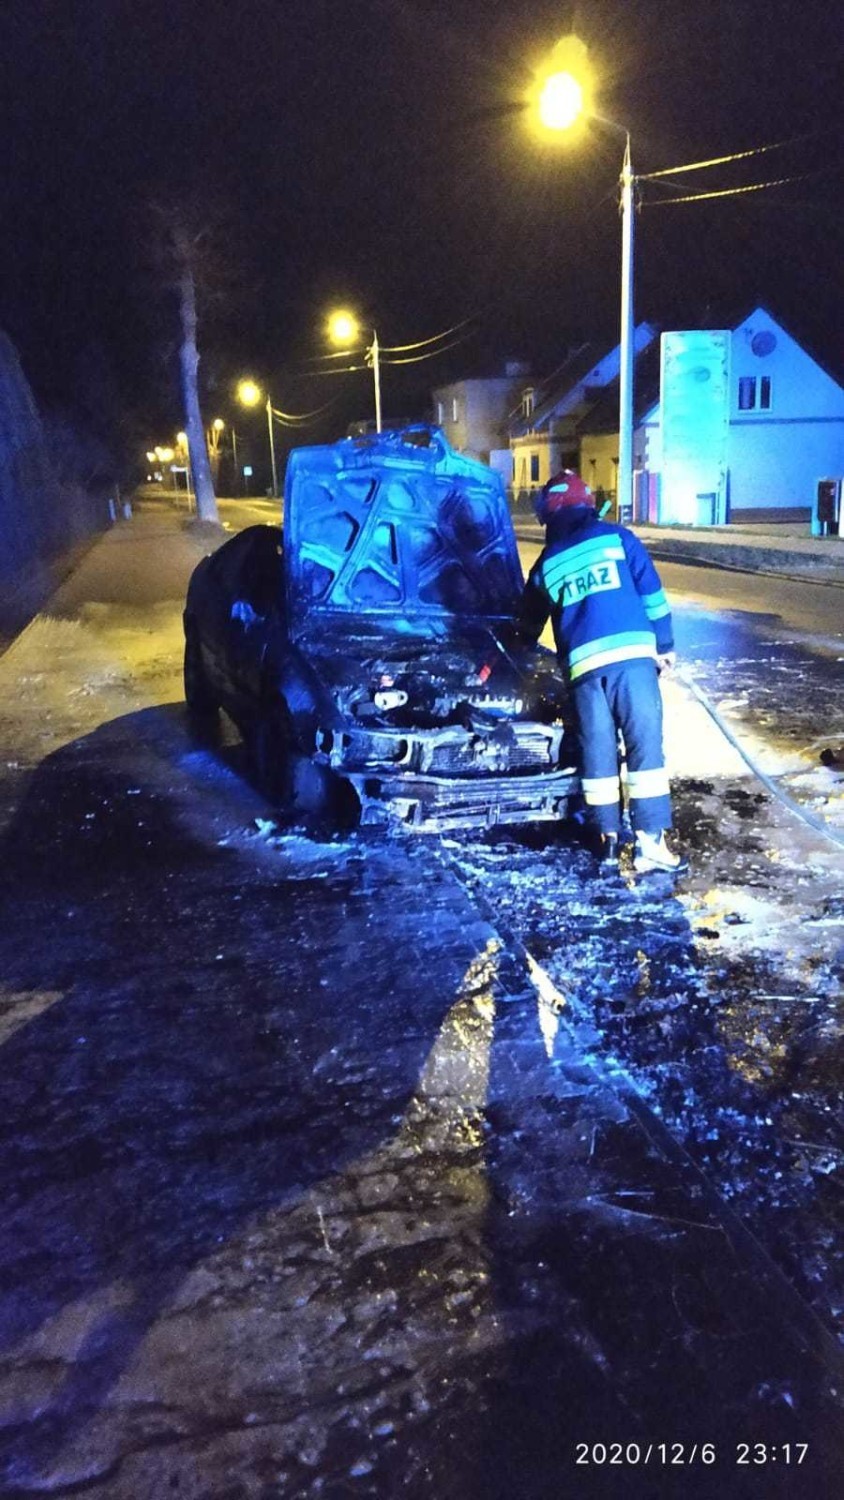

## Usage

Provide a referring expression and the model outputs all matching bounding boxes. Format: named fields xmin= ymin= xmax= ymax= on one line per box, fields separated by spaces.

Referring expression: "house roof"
xmin=578 ymin=303 xmax=844 ymax=435
xmin=575 ymin=338 xmax=663 ymax=436
xmin=509 ymin=323 xmax=658 ymax=438
xmin=730 ymin=304 xmax=844 ymax=392
xmin=665 ymin=301 xmax=844 ymax=391
xmin=509 ymin=343 xmax=608 ymax=432
xmin=508 ymin=342 xmax=607 ymax=435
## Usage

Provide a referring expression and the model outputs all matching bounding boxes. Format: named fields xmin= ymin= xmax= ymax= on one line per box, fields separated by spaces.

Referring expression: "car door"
xmin=193 ymin=528 xmax=283 ymax=702
xmin=223 ymin=527 xmax=286 ymax=702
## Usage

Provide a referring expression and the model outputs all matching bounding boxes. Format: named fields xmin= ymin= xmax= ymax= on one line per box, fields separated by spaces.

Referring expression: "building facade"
xmin=432 ymin=363 xmax=533 ymax=484
xmin=638 ymin=308 xmax=844 ymax=524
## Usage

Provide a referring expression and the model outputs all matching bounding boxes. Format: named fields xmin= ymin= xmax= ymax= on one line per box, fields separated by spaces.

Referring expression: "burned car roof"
xmin=284 ymin=426 xmax=524 ymax=627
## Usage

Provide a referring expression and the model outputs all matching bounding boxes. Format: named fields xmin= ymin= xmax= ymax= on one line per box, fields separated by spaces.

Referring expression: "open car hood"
xmin=284 ymin=426 xmax=524 ymax=629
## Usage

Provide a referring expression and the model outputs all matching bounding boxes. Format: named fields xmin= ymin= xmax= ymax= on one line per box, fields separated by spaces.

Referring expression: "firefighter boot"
xmin=634 ymin=830 xmax=689 ymax=875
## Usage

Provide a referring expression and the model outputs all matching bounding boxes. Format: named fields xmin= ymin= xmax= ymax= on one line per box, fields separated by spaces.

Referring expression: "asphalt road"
xmin=0 ymin=504 xmax=842 ymax=1498
xmin=516 ymin=539 xmax=844 ymax=658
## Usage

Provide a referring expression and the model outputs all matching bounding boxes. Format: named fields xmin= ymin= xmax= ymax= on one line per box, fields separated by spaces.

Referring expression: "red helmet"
xmin=534 ymin=469 xmax=595 ymax=523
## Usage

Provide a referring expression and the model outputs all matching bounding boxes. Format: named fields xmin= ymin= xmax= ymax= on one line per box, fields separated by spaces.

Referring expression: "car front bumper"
xmin=315 ymin=718 xmax=578 ymax=830
xmin=341 ymin=767 xmax=579 ymax=831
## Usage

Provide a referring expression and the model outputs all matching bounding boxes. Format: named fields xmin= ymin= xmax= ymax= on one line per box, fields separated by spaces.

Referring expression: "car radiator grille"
xmin=424 ymin=740 xmax=548 ymax=774
xmin=327 ymin=723 xmax=566 ymax=778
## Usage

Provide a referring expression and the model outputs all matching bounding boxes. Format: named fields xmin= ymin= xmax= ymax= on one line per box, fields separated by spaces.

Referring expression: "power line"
xmin=304 ymin=362 xmax=371 ymax=378
xmin=380 ymin=331 xmax=476 ymax=365
xmin=644 ymin=166 xmax=834 ymax=206
xmin=269 ymin=397 xmax=339 ymax=425
xmin=305 ymin=345 xmax=367 ymax=364
xmin=639 ymin=130 xmax=822 ymax=181
xmin=380 ymin=317 xmax=478 ymax=353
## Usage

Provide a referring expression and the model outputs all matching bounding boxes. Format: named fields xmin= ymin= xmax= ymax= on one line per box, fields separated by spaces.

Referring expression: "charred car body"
xmin=183 ymin=426 xmax=578 ymax=830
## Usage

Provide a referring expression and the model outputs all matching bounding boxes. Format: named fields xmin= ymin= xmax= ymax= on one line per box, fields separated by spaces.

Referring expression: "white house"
xmin=638 ymin=307 xmax=844 ymax=525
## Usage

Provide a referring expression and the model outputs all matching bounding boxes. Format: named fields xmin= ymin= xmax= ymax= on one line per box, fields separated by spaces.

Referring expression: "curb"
xmin=512 ymin=523 xmax=844 ymax=589
xmin=646 ymin=547 xmax=844 ymax=590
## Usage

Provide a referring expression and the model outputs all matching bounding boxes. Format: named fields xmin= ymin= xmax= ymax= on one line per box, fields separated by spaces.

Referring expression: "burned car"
xmin=183 ymin=426 xmax=578 ymax=830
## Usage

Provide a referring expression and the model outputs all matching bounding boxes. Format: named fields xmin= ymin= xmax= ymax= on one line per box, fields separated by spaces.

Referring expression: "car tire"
xmin=251 ymin=702 xmax=296 ymax=805
xmin=252 ymin=705 xmax=360 ymax=825
xmin=184 ymin=629 xmax=219 ymax=720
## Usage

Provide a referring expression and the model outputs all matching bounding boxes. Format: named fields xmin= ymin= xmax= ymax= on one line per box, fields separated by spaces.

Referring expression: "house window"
xmin=521 ymin=387 xmax=535 ymax=419
xmin=738 ymin=376 xmax=756 ymax=410
xmin=530 ymin=453 xmax=540 ymax=483
xmin=738 ymin=376 xmax=773 ymax=412
xmin=436 ymin=400 xmax=443 ymax=424
xmin=451 ymin=397 xmax=459 ymax=422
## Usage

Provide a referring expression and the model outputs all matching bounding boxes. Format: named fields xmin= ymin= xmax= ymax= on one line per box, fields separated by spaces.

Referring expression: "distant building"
xmin=507 ymin=325 xmax=658 ymax=498
xmin=433 ymin=306 xmax=844 ymax=527
xmin=432 ymin=361 xmax=533 ymax=484
xmin=510 ymin=306 xmax=844 ymax=526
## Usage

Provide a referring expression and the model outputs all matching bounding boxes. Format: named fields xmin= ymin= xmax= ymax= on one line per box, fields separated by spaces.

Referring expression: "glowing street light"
xmin=208 ymin=417 xmax=225 ymax=452
xmin=326 ymin=310 xmax=359 ymax=347
xmin=328 ymin=307 xmax=382 ymax=433
xmin=538 ymin=70 xmax=584 ymax=132
xmin=236 ymin=378 xmax=278 ymax=497
xmin=533 ymin=37 xmax=635 ymax=520
xmin=236 ymin=379 xmax=261 ymax=408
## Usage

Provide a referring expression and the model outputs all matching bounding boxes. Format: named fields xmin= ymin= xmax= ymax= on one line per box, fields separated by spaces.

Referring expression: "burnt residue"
xmin=445 ymin=777 xmax=844 ymax=1346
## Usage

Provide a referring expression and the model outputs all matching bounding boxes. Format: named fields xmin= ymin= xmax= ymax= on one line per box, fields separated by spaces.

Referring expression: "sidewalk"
xmin=514 ymin=516 xmax=844 ymax=584
xmin=635 ymin=523 xmax=844 ymax=585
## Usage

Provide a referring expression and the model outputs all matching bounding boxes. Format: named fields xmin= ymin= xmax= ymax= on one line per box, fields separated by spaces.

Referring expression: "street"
xmin=0 ymin=497 xmax=842 ymax=1498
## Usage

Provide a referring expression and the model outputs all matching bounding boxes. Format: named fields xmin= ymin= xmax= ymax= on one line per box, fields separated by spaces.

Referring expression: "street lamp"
xmin=535 ymin=40 xmax=635 ymax=520
xmin=327 ymin=309 xmax=382 ymax=433
xmin=236 ymin=378 xmax=278 ymax=497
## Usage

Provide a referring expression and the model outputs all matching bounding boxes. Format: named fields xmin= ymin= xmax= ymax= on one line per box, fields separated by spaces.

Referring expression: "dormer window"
xmin=521 ymin=387 xmax=535 ymax=420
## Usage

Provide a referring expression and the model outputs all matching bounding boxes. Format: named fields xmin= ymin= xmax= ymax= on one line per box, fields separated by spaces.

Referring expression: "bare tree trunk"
xmin=178 ymin=261 xmax=218 ymax=524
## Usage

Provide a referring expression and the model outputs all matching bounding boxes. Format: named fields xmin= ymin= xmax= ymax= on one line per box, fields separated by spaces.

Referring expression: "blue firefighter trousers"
xmin=572 ymin=659 xmax=672 ymax=836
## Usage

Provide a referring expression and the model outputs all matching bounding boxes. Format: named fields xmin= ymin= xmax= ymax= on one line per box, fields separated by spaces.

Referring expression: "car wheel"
xmin=251 ymin=702 xmax=296 ymax=805
xmin=252 ymin=707 xmax=360 ymax=825
xmin=184 ymin=629 xmax=219 ymax=719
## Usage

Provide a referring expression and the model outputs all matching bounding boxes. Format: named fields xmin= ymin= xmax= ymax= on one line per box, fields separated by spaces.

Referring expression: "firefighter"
xmin=518 ymin=469 xmax=687 ymax=873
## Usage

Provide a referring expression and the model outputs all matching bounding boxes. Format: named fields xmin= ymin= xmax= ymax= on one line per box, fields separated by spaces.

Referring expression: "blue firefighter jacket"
xmin=519 ymin=507 xmax=674 ymax=681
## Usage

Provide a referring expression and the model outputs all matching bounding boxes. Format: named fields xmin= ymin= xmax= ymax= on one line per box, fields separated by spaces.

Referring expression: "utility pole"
xmin=618 ymin=133 xmax=635 ymax=523
xmin=370 ymin=330 xmax=382 ymax=434
xmin=266 ymin=397 xmax=279 ymax=498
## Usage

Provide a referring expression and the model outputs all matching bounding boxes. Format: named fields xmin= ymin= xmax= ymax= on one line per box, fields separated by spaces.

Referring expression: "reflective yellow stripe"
xmin=627 ymin=767 xmax=671 ymax=798
xmin=582 ymin=775 xmax=620 ymax=806
xmin=569 ymin=643 xmax=657 ymax=680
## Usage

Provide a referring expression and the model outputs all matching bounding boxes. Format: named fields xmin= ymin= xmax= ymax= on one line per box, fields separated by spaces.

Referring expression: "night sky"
xmin=1 ymin=0 xmax=842 ymax=453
